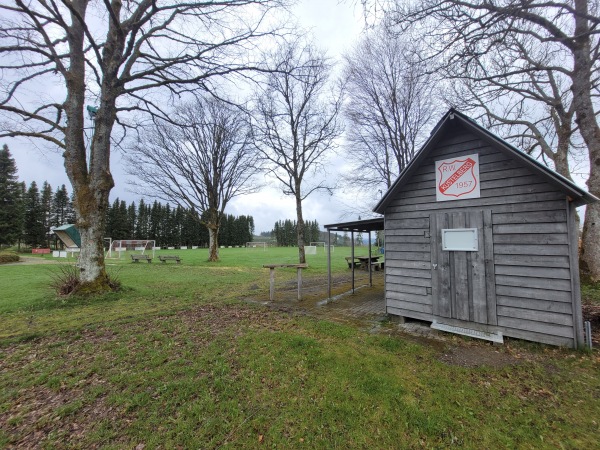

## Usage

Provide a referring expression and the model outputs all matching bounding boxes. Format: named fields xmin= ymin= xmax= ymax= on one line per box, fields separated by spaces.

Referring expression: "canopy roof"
xmin=53 ymin=224 xmax=81 ymax=248
xmin=324 ymin=217 xmax=384 ymax=233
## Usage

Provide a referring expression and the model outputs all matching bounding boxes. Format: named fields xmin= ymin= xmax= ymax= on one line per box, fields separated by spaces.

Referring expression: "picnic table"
xmin=263 ymin=264 xmax=308 ymax=301
xmin=344 ymin=256 xmax=361 ymax=268
xmin=345 ymin=255 xmax=384 ymax=271
xmin=357 ymin=255 xmax=382 ymax=270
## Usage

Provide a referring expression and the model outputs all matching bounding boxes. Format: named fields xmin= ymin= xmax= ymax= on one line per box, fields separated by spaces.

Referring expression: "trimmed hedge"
xmin=0 ymin=252 xmax=19 ymax=264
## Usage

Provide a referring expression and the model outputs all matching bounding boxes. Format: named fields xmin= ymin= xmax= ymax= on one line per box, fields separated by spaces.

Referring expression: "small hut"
xmin=374 ymin=109 xmax=597 ymax=348
xmin=53 ymin=224 xmax=81 ymax=250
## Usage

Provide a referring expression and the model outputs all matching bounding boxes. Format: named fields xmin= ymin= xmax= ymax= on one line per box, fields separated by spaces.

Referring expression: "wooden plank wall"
xmin=384 ymin=127 xmax=575 ymax=347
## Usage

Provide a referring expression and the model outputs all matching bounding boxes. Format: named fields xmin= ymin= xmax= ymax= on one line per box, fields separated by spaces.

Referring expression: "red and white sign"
xmin=435 ymin=153 xmax=480 ymax=202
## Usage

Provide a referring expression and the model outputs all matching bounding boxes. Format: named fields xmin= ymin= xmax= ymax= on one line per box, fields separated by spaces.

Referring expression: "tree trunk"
xmin=554 ymin=129 xmax=581 ymax=227
xmin=60 ymin=0 xmax=112 ymax=291
xmin=72 ymin=114 xmax=114 ymax=289
xmin=68 ymin=90 xmax=116 ymax=290
xmin=572 ymin=0 xmax=600 ymax=281
xmin=295 ymin=189 xmax=306 ymax=264
xmin=205 ymin=208 xmax=221 ymax=262
xmin=208 ymin=226 xmax=220 ymax=262
xmin=77 ymin=206 xmax=110 ymax=290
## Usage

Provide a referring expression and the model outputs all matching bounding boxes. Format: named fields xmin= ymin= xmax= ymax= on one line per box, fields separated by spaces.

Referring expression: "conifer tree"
xmin=23 ymin=181 xmax=46 ymax=247
xmin=127 ymin=202 xmax=137 ymax=238
xmin=40 ymin=181 xmax=53 ymax=247
xmin=135 ymin=199 xmax=149 ymax=239
xmin=0 ymin=144 xmax=22 ymax=246
xmin=52 ymin=185 xmax=70 ymax=227
xmin=149 ymin=201 xmax=162 ymax=244
xmin=66 ymin=191 xmax=77 ymax=224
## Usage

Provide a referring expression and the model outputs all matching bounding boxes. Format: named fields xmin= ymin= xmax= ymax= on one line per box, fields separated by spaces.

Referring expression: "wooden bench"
xmin=371 ymin=261 xmax=385 ymax=271
xmin=159 ymin=255 xmax=181 ymax=264
xmin=263 ymin=264 xmax=308 ymax=301
xmin=131 ymin=254 xmax=152 ymax=263
xmin=344 ymin=256 xmax=361 ymax=268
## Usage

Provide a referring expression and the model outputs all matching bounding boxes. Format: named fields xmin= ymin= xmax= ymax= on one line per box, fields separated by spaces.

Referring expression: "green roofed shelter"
xmin=53 ymin=224 xmax=81 ymax=249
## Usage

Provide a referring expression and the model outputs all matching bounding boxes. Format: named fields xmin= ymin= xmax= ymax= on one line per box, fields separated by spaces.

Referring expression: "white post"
xmin=351 ymin=231 xmax=355 ymax=294
xmin=368 ymin=230 xmax=372 ymax=287
xmin=269 ymin=268 xmax=275 ymax=301
xmin=327 ymin=230 xmax=332 ymax=299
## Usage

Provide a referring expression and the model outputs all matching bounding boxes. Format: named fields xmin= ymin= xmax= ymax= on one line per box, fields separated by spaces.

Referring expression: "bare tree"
xmin=250 ymin=40 xmax=343 ymax=264
xmin=453 ymin=70 xmax=585 ymax=223
xmin=0 ymin=0 xmax=280 ymax=292
xmin=379 ymin=0 xmax=600 ymax=279
xmin=343 ymin=26 xmax=440 ymax=193
xmin=127 ymin=97 xmax=259 ymax=261
xmin=448 ymin=27 xmax=581 ymax=183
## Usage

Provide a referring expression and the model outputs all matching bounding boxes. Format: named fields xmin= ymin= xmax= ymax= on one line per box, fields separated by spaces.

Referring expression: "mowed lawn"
xmin=1 ymin=248 xmax=599 ymax=448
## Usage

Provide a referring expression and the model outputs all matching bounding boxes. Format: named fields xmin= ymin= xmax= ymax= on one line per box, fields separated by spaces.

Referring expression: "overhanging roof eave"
xmin=324 ymin=217 xmax=384 ymax=233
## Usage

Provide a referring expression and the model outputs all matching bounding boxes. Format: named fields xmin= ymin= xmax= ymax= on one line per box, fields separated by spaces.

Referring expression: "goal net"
xmin=310 ymin=242 xmax=334 ymax=253
xmin=246 ymin=242 xmax=267 ymax=251
xmin=109 ymin=239 xmax=156 ymax=259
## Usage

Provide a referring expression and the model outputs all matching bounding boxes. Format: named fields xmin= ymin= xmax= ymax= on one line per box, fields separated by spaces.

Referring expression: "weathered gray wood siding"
xmin=384 ymin=127 xmax=576 ymax=347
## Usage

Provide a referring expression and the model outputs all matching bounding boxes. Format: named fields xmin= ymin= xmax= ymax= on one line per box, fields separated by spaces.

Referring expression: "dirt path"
xmin=1 ymin=256 xmax=63 ymax=266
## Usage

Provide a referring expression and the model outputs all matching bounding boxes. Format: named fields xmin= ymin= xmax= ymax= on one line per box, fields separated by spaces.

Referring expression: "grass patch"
xmin=0 ymin=247 xmax=359 ymax=340
xmin=581 ymin=280 xmax=600 ymax=305
xmin=0 ymin=248 xmax=599 ymax=448
xmin=1 ymin=305 xmax=598 ymax=448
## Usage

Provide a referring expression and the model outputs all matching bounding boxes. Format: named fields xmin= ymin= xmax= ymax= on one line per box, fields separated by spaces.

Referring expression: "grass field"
xmin=1 ymin=247 xmax=599 ymax=448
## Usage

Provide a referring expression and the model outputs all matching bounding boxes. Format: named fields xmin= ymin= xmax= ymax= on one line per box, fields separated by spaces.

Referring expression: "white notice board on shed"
xmin=442 ymin=228 xmax=479 ymax=251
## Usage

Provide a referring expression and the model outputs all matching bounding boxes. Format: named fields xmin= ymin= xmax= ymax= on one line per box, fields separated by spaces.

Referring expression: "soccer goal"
xmin=305 ymin=245 xmax=317 ymax=255
xmin=246 ymin=242 xmax=267 ymax=251
xmin=310 ymin=242 xmax=334 ymax=253
xmin=104 ymin=237 xmax=112 ymax=258
xmin=109 ymin=239 xmax=156 ymax=259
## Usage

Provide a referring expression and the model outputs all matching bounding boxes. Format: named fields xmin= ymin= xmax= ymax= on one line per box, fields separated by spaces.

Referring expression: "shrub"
xmin=50 ymin=265 xmax=122 ymax=296
xmin=0 ymin=251 xmax=19 ymax=264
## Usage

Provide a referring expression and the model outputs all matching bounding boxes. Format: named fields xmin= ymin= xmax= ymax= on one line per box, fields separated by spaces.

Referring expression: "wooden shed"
xmin=374 ymin=109 xmax=597 ymax=348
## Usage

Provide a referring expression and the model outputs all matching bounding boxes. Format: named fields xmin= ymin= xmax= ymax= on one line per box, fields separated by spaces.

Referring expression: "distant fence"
xmin=32 ymin=248 xmax=51 ymax=254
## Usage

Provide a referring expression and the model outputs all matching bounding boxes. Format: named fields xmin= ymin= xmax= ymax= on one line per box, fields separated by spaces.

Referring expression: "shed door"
xmin=430 ymin=211 xmax=497 ymax=325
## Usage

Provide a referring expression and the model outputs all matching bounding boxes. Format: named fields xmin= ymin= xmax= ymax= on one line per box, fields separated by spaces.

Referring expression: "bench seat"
xmin=159 ymin=255 xmax=181 ymax=264
xmin=131 ymin=254 xmax=152 ymax=263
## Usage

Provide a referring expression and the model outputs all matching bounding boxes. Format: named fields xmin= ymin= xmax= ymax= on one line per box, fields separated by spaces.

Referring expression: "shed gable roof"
xmin=373 ymin=109 xmax=597 ymax=213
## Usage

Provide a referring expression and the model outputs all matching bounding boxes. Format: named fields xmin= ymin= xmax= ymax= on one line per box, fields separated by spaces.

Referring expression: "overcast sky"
xmin=6 ymin=0 xmax=366 ymax=234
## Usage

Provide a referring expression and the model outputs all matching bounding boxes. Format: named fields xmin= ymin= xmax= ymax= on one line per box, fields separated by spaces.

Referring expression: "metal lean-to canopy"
xmin=324 ymin=217 xmax=385 ymax=299
xmin=324 ymin=217 xmax=384 ymax=233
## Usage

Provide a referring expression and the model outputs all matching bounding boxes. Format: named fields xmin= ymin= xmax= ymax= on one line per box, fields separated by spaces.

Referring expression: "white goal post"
xmin=310 ymin=242 xmax=334 ymax=253
xmin=104 ymin=237 xmax=112 ymax=258
xmin=109 ymin=239 xmax=156 ymax=259
xmin=246 ymin=242 xmax=267 ymax=250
